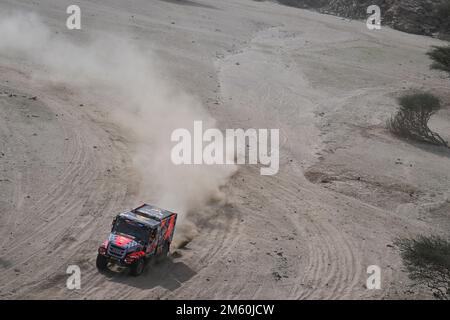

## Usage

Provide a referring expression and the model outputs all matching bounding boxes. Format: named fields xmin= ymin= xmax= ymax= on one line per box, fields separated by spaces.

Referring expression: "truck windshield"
xmin=113 ymin=219 xmax=148 ymax=242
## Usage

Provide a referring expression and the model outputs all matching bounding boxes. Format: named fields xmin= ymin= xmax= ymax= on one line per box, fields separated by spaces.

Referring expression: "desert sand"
xmin=0 ymin=0 xmax=449 ymax=299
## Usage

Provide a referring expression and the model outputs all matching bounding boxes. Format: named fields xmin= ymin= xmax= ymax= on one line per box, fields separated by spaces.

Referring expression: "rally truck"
xmin=96 ymin=203 xmax=177 ymax=276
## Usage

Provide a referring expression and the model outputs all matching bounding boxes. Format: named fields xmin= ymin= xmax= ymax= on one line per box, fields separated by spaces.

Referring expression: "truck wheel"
xmin=96 ymin=254 xmax=108 ymax=271
xmin=130 ymin=258 xmax=145 ymax=276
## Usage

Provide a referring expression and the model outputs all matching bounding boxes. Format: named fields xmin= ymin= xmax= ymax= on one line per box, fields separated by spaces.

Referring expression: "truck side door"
xmin=146 ymin=228 xmax=158 ymax=255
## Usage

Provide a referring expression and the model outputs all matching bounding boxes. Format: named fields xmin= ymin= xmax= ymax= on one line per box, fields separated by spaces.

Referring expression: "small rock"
xmin=272 ymin=272 xmax=282 ymax=281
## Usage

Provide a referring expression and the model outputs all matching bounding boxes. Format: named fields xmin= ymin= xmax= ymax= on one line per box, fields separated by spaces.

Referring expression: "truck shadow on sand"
xmin=408 ymin=141 xmax=450 ymax=159
xmin=100 ymin=256 xmax=196 ymax=291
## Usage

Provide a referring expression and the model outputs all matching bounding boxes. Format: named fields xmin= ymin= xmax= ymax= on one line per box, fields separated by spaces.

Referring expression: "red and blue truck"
xmin=96 ymin=203 xmax=177 ymax=276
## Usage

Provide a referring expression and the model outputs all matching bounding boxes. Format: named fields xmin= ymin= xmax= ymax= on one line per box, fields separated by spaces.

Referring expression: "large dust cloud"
xmin=0 ymin=12 xmax=237 ymax=246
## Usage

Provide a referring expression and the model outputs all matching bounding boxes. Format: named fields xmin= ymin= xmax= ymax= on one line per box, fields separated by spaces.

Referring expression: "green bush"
xmin=387 ymin=92 xmax=448 ymax=147
xmin=396 ymin=235 xmax=450 ymax=300
xmin=427 ymin=45 xmax=450 ymax=74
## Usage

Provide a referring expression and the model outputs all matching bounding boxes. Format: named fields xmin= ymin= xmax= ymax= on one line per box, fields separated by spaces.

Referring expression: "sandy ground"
xmin=1 ymin=0 xmax=450 ymax=299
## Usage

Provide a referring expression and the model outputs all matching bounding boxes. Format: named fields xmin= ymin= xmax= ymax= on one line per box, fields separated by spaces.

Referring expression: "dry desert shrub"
xmin=387 ymin=92 xmax=448 ymax=147
xmin=428 ymin=45 xmax=450 ymax=75
xmin=396 ymin=235 xmax=450 ymax=300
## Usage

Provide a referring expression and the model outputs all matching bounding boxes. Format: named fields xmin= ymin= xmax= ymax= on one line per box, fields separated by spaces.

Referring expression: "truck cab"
xmin=96 ymin=204 xmax=177 ymax=276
